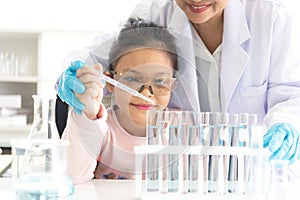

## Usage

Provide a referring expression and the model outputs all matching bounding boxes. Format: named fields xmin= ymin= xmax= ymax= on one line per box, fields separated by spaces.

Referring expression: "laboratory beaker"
xmin=11 ymin=139 xmax=74 ymax=200
xmin=28 ymin=95 xmax=59 ymax=139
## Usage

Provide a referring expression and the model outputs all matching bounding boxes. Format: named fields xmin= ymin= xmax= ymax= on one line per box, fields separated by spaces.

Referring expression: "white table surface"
xmin=1 ymin=177 xmax=300 ymax=200
xmin=0 ymin=178 xmax=140 ymax=200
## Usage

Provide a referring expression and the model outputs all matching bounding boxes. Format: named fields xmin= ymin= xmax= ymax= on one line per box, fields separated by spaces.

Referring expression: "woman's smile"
xmin=186 ymin=2 xmax=212 ymax=14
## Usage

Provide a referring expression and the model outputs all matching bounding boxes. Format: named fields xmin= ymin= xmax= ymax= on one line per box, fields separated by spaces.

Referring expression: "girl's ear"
xmin=104 ymin=71 xmax=114 ymax=93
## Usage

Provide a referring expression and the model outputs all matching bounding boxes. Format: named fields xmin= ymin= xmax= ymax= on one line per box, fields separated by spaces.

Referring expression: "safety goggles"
xmin=110 ymin=70 xmax=176 ymax=95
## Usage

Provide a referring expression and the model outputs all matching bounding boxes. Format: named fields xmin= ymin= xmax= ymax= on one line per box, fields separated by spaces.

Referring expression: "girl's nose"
xmin=138 ymin=85 xmax=154 ymax=95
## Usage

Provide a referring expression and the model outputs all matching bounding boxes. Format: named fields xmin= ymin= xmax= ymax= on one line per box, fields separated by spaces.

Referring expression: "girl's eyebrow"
xmin=122 ymin=69 xmax=140 ymax=74
xmin=114 ymin=67 xmax=139 ymax=75
xmin=121 ymin=68 xmax=173 ymax=76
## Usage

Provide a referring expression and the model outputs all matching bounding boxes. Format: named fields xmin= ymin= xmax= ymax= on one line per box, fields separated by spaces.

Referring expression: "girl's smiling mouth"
xmin=132 ymin=103 xmax=153 ymax=110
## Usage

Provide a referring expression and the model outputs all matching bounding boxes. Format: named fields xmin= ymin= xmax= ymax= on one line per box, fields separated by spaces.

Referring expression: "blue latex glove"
xmin=263 ymin=123 xmax=300 ymax=164
xmin=57 ymin=60 xmax=86 ymax=114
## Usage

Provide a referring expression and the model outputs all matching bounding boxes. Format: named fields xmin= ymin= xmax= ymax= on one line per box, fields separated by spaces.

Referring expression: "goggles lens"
xmin=117 ymin=73 xmax=176 ymax=95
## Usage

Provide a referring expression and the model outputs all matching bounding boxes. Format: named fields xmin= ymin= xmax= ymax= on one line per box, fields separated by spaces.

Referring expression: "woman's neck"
xmin=192 ymin=12 xmax=224 ymax=54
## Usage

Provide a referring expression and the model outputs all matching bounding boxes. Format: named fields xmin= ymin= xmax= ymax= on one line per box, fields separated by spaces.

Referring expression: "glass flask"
xmin=28 ymin=95 xmax=59 ymax=139
xmin=14 ymin=95 xmax=74 ymax=199
xmin=265 ymin=160 xmax=289 ymax=200
xmin=11 ymin=139 xmax=74 ymax=199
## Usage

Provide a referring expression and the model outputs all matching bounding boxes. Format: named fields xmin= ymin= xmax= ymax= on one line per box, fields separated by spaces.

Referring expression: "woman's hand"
xmin=264 ymin=123 xmax=300 ymax=164
xmin=75 ymin=63 xmax=105 ymax=120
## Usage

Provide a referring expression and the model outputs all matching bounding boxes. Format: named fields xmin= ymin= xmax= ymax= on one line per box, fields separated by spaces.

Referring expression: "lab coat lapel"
xmin=168 ymin=3 xmax=189 ymax=32
xmin=169 ymin=4 xmax=201 ymax=111
xmin=221 ymin=0 xmax=250 ymax=111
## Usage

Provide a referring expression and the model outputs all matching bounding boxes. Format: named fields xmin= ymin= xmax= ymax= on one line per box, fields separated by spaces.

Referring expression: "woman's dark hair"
xmin=108 ymin=17 xmax=178 ymax=76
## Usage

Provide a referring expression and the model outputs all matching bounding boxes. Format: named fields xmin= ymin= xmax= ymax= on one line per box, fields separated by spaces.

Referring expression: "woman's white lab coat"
xmin=127 ymin=0 xmax=300 ymax=131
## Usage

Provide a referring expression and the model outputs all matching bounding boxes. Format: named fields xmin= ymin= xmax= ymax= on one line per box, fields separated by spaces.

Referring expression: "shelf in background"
xmin=0 ymin=125 xmax=31 ymax=147
xmin=0 ymin=76 xmax=38 ymax=83
xmin=0 ymin=124 xmax=31 ymax=132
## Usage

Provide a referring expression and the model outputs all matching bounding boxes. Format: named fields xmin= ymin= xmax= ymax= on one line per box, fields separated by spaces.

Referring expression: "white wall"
xmin=0 ymin=0 xmax=140 ymax=32
xmin=1 ymin=0 xmax=299 ymax=39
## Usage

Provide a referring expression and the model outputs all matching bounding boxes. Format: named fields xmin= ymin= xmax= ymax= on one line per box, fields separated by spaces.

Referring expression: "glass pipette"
xmin=101 ymin=75 xmax=155 ymax=104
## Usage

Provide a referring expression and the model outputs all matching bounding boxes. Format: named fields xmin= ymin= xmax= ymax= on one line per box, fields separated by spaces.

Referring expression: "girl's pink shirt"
xmin=62 ymin=107 xmax=146 ymax=184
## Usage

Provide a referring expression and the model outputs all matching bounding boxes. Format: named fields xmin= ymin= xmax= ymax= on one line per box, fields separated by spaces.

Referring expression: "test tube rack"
xmin=134 ymin=145 xmax=270 ymax=200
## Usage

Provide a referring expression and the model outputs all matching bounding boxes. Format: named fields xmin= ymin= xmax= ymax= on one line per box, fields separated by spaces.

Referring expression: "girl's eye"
xmin=123 ymin=76 xmax=139 ymax=83
xmin=154 ymin=78 xmax=168 ymax=86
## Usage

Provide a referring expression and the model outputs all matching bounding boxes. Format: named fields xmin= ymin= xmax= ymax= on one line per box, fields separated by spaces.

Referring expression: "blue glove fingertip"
xmin=71 ymin=60 xmax=85 ymax=69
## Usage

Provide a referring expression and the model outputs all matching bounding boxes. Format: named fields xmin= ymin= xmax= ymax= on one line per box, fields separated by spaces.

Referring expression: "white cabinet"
xmin=0 ymin=30 xmax=99 ymax=147
xmin=0 ymin=32 xmax=39 ymax=146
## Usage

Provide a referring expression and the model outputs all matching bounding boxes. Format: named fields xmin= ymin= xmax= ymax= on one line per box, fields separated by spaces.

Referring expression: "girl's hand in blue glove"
xmin=263 ymin=123 xmax=300 ymax=164
xmin=57 ymin=60 xmax=86 ymax=114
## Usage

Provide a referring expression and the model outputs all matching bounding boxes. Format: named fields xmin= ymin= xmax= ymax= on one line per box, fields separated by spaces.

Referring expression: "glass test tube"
xmin=206 ymin=112 xmax=228 ymax=193
xmin=182 ymin=111 xmax=202 ymax=193
xmin=227 ymin=114 xmax=240 ymax=193
xmin=166 ymin=111 xmax=182 ymax=193
xmin=146 ymin=110 xmax=163 ymax=192
xmin=243 ymin=114 xmax=257 ymax=193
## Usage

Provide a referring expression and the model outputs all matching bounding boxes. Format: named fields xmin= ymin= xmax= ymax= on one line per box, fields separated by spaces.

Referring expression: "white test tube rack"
xmin=134 ymin=145 xmax=270 ymax=200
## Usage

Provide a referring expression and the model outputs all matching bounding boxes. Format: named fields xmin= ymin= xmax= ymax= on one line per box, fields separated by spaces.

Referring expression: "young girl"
xmin=62 ymin=18 xmax=178 ymax=183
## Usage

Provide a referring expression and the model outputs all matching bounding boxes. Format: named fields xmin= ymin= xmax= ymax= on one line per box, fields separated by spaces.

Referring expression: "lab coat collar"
xmin=223 ymin=0 xmax=250 ymax=45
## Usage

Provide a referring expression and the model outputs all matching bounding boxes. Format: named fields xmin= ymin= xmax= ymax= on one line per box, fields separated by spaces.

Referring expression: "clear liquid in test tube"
xmin=182 ymin=111 xmax=202 ymax=193
xmin=146 ymin=110 xmax=163 ymax=192
xmin=206 ymin=112 xmax=228 ymax=193
xmin=163 ymin=111 xmax=181 ymax=193
xmin=227 ymin=114 xmax=239 ymax=193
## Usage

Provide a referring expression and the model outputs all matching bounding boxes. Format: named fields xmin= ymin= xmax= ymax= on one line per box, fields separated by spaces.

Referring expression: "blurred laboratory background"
xmin=0 ymin=0 xmax=139 ymax=151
